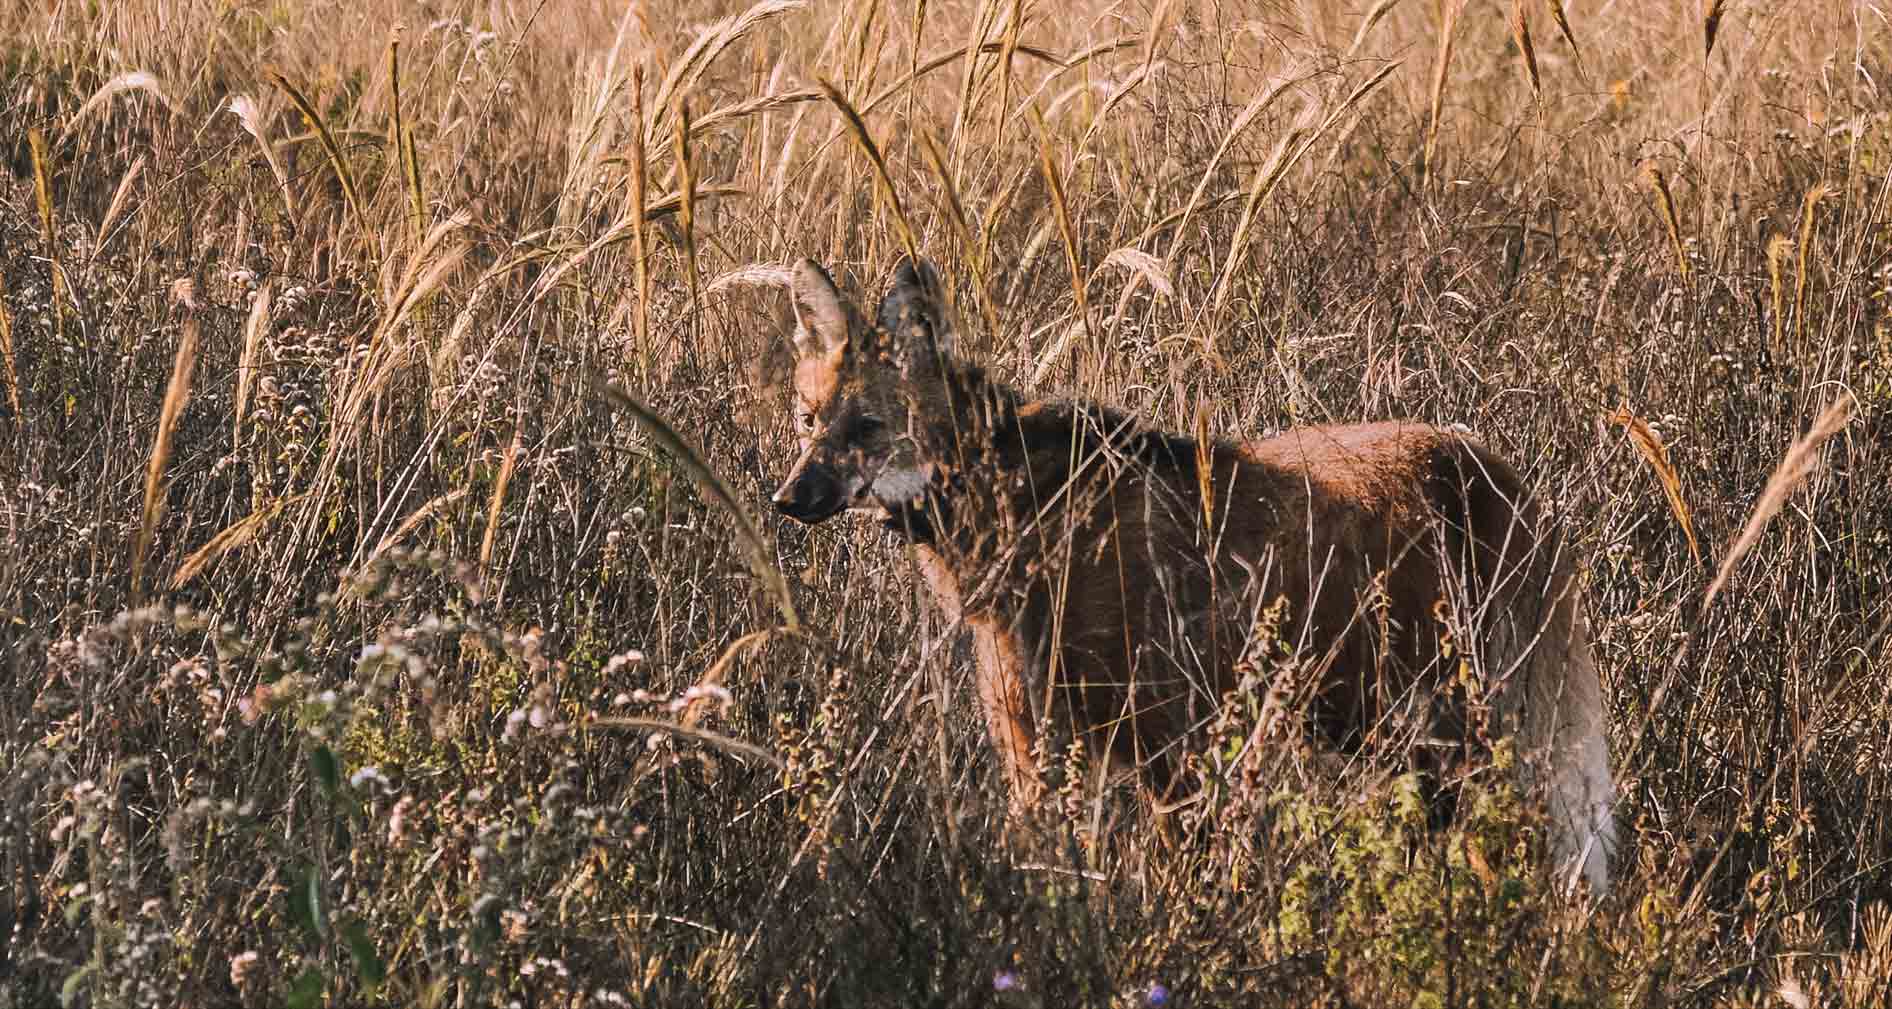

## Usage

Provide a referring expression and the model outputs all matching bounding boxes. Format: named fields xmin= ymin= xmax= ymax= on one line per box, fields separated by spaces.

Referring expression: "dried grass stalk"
xmin=172 ymin=496 xmax=295 ymax=588
xmin=1035 ymin=110 xmax=1092 ymax=368
xmin=1608 ymin=407 xmax=1703 ymax=568
xmin=592 ymin=379 xmax=798 ymax=630
xmin=1642 ymin=162 xmax=1690 ymax=281
xmin=28 ymin=129 xmax=63 ymax=332
xmin=647 ymin=0 xmax=807 ymax=144
xmin=1704 ymin=396 xmax=1856 ymax=608
xmin=1423 ymin=0 xmax=1465 ymax=182
xmin=1766 ymin=233 xmax=1791 ymax=354
xmin=367 ymin=489 xmax=469 ymax=568
xmin=268 ymin=69 xmax=365 ymax=234
xmin=917 ymin=128 xmax=1001 ymax=340
xmin=480 ymin=424 xmax=524 ymax=577
xmin=1546 ymin=0 xmax=1583 ymax=73
xmin=1703 ymin=0 xmax=1731 ymax=60
xmin=1345 ymin=0 xmax=1404 ymax=60
xmin=1512 ymin=0 xmax=1540 ymax=96
xmin=233 ymin=281 xmax=272 ymax=445
xmin=1793 ymin=183 xmax=1829 ymax=354
xmin=630 ymin=65 xmax=652 ymax=377
xmin=674 ymin=96 xmax=701 ymax=308
xmin=134 ymin=296 xmax=202 ymax=598
xmin=818 ymin=77 xmax=919 ymax=264
xmin=95 ymin=155 xmax=146 ymax=258
xmin=388 ymin=27 xmax=425 ymax=243
xmin=0 ymin=283 xmax=18 ymax=420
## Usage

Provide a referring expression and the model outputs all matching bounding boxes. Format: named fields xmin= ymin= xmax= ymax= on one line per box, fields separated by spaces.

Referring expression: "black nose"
xmin=772 ymin=467 xmax=846 ymax=524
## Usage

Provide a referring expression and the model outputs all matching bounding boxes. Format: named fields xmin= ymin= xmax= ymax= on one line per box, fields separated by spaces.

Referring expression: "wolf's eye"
xmin=796 ymin=412 xmax=817 ymax=431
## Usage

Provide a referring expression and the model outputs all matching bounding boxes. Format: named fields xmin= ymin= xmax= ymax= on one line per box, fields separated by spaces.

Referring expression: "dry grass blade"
xmin=1423 ymin=0 xmax=1464 ymax=182
xmin=648 ymin=0 xmax=807 ymax=145
xmin=870 ymin=40 xmax=1115 ymax=124
xmin=1142 ymin=0 xmax=1174 ymax=69
xmin=705 ymin=264 xmax=797 ymax=296
xmin=28 ymin=130 xmax=63 ymax=332
xmin=917 ymin=128 xmax=1001 ymax=341
xmin=1608 ymin=407 xmax=1703 ymax=567
xmin=1793 ymin=183 xmax=1828 ymax=354
xmin=0 ymin=285 xmax=18 ymax=420
xmin=1206 ymin=124 xmax=1307 ymax=336
xmin=817 ymin=77 xmax=918 ymax=264
xmin=592 ymin=378 xmax=798 ymax=630
xmin=951 ymin=0 xmax=999 ymax=148
xmin=642 ymin=185 xmax=747 ymax=219
xmin=1101 ymin=246 xmax=1174 ymax=326
xmin=1099 ymin=247 xmax=1175 ymax=301
xmin=590 ymin=716 xmax=784 ymax=770
xmin=480 ymin=423 xmax=524 ymax=577
xmin=1345 ymin=0 xmax=1405 ymax=60
xmin=1511 ymin=0 xmax=1540 ymax=96
xmin=674 ymin=97 xmax=701 ymax=309
xmin=1703 ymin=0 xmax=1730 ymax=60
xmin=1704 ymin=396 xmax=1856 ymax=609
xmin=94 ymin=155 xmax=145 ymax=258
xmin=1545 ymin=0 xmax=1583 ymax=74
xmin=690 ymin=88 xmax=822 ymax=136
xmin=227 ymin=95 xmax=294 ymax=216
xmin=1079 ymin=62 xmax=1155 ymax=150
xmin=232 ymin=281 xmax=271 ymax=445
xmin=367 ymin=488 xmax=469 ymax=567
xmin=1034 ymin=109 xmax=1092 ymax=370
xmin=1206 ymin=62 xmax=1400 ymax=333
xmin=629 ymin=66 xmax=652 ymax=378
xmin=1766 ymin=233 xmax=1791 ymax=354
xmin=996 ymin=0 xmax=1026 ymax=140
xmin=134 ymin=295 xmax=202 ymax=599
xmin=326 ymin=214 xmax=471 ymax=471
xmin=1194 ymin=403 xmax=1215 ymax=531
xmin=267 ymin=69 xmax=365 ymax=234
xmin=679 ymin=629 xmax=775 ymax=730
xmin=171 ymin=496 xmax=294 ymax=588
xmin=62 ymin=71 xmax=180 ymax=140
xmin=1163 ymin=75 xmax=1298 ymax=264
xmin=1642 ymin=162 xmax=1690 ymax=281
xmin=388 ymin=27 xmax=425 ymax=242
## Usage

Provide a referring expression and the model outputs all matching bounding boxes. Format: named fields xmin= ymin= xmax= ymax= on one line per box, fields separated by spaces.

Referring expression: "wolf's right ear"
xmin=789 ymin=259 xmax=854 ymax=358
xmin=876 ymin=257 xmax=956 ymax=367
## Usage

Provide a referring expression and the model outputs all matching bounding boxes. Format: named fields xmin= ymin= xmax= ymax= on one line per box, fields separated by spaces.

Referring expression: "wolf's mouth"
xmin=865 ymin=465 xmax=947 ymax=543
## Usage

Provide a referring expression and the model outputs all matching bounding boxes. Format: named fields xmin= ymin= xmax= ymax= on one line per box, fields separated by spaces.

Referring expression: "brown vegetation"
xmin=1 ymin=1 xmax=1888 ymax=1005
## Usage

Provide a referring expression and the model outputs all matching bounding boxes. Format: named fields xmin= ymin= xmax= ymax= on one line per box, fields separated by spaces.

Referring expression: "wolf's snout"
xmin=772 ymin=464 xmax=847 ymax=524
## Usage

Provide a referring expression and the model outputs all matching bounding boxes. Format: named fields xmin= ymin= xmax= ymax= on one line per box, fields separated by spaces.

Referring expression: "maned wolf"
xmin=770 ymin=257 xmax=1616 ymax=892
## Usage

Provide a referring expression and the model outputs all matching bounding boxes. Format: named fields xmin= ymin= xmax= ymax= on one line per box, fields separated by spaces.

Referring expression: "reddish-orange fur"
xmin=772 ymin=258 xmax=1614 ymax=891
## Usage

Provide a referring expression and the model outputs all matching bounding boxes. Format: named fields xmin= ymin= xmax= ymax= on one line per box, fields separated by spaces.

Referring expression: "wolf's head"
xmin=770 ymin=257 xmax=957 ymax=527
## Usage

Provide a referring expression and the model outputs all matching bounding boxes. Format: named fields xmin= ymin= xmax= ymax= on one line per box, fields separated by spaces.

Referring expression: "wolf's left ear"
xmin=876 ymin=257 xmax=956 ymax=371
xmin=788 ymin=259 xmax=855 ymax=358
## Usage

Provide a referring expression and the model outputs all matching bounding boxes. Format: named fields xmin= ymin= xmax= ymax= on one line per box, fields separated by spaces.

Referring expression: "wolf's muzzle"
xmin=772 ymin=463 xmax=848 ymax=523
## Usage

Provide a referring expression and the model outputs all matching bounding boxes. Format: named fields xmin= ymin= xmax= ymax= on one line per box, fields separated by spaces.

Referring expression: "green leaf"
xmin=310 ymin=746 xmax=340 ymax=796
xmin=284 ymin=967 xmax=326 ymax=1009
xmin=342 ymin=920 xmax=387 ymax=989
xmin=57 ymin=963 xmax=95 ymax=1008
xmin=287 ymin=864 xmax=328 ymax=943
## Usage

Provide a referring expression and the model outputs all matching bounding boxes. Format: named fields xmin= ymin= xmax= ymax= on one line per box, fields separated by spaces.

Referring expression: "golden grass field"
xmin=2 ymin=0 xmax=1890 ymax=1005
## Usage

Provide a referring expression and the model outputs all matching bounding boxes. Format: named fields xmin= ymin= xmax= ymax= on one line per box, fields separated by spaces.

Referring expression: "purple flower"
xmin=1148 ymin=982 xmax=1170 ymax=1006
xmin=993 ymin=971 xmax=1020 ymax=992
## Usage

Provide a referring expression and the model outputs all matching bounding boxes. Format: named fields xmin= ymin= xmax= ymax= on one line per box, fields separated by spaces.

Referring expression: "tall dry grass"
xmin=2 ymin=0 xmax=1889 ymax=1005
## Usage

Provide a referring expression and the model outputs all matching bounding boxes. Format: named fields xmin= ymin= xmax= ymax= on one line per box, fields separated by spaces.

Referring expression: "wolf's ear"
xmin=788 ymin=259 xmax=854 ymax=358
xmin=876 ymin=256 xmax=956 ymax=373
